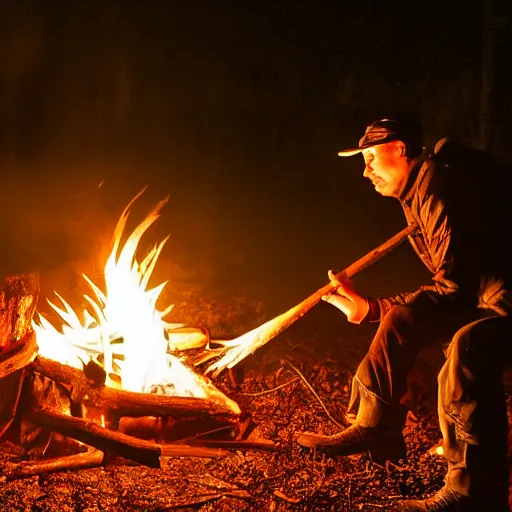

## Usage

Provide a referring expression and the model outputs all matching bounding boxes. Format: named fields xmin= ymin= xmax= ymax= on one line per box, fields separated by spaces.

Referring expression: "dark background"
xmin=1 ymin=0 xmax=511 ymax=315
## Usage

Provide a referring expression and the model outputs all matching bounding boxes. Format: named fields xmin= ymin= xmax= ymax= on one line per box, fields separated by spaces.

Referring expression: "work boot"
xmin=393 ymin=486 xmax=482 ymax=511
xmin=296 ymin=424 xmax=406 ymax=465
xmin=297 ymin=381 xmax=407 ymax=464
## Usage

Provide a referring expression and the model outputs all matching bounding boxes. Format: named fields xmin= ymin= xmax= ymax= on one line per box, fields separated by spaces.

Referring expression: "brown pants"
xmin=353 ymin=304 xmax=512 ymax=508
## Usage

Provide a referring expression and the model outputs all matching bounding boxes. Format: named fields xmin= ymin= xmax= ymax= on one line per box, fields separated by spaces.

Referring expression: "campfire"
xmin=34 ymin=190 xmax=239 ymax=411
xmin=1 ymin=196 xmax=457 ymax=508
xmin=0 ymin=188 xmax=419 ymax=486
xmin=0 ymin=191 xmax=277 ymax=482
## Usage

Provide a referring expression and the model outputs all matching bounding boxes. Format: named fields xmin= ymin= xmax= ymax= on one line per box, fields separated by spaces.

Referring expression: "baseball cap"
xmin=338 ymin=117 xmax=424 ymax=157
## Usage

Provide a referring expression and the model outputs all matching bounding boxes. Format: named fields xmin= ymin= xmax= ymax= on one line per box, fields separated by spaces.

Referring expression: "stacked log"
xmin=0 ymin=273 xmax=273 ymax=481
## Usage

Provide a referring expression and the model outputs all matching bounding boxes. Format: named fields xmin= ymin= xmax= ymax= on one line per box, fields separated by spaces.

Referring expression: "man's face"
xmin=362 ymin=141 xmax=410 ymax=198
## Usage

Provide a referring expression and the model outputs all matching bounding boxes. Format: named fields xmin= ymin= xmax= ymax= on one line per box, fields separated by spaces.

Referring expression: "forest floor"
xmin=1 ymin=288 xmax=511 ymax=511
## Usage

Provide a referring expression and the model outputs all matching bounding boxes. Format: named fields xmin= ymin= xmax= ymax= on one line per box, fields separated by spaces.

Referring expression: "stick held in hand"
xmin=204 ymin=223 xmax=418 ymax=376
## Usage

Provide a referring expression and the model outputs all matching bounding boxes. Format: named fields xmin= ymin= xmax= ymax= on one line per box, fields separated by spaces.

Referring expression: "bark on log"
xmin=0 ymin=273 xmax=39 ymax=441
xmin=0 ymin=332 xmax=37 ymax=380
xmin=0 ymin=273 xmax=39 ymax=353
xmin=32 ymin=356 xmax=240 ymax=420
xmin=26 ymin=407 xmax=227 ymax=468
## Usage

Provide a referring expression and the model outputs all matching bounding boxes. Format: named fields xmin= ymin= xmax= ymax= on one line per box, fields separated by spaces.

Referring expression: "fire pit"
xmin=0 ymin=192 xmax=277 ymax=484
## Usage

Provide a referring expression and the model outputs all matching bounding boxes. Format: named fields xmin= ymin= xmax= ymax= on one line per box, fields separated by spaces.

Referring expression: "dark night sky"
xmin=1 ymin=1 xmax=511 ymax=314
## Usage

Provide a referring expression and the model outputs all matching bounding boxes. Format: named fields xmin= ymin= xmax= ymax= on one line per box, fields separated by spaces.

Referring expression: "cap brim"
xmin=337 ymin=148 xmax=363 ymax=157
xmin=337 ymin=138 xmax=395 ymax=157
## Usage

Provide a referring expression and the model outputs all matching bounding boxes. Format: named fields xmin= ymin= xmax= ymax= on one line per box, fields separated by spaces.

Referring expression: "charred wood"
xmin=26 ymin=407 xmax=227 ymax=468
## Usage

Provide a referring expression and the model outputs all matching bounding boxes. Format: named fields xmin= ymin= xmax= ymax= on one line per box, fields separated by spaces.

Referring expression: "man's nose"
xmin=363 ymin=165 xmax=373 ymax=177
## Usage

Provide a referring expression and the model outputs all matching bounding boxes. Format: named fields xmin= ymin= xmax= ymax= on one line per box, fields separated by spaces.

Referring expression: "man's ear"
xmin=397 ymin=142 xmax=407 ymax=157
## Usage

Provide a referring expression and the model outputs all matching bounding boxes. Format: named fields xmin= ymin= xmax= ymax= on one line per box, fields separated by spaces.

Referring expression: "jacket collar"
xmin=399 ymin=151 xmax=428 ymax=204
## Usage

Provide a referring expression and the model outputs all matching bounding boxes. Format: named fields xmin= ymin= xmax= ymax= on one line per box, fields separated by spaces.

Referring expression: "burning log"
xmin=201 ymin=223 xmax=418 ymax=376
xmin=32 ymin=356 xmax=240 ymax=421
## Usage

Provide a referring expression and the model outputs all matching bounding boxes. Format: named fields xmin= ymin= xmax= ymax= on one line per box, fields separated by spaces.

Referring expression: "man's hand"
xmin=322 ymin=270 xmax=369 ymax=324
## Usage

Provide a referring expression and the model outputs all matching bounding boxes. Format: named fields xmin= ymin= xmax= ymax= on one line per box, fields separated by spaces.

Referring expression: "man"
xmin=296 ymin=117 xmax=512 ymax=511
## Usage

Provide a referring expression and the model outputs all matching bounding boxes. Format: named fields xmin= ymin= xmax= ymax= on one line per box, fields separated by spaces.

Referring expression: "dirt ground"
xmin=1 ymin=301 xmax=511 ymax=511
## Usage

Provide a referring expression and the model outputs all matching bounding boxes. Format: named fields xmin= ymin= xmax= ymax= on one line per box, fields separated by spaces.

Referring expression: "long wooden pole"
xmin=205 ymin=223 xmax=418 ymax=376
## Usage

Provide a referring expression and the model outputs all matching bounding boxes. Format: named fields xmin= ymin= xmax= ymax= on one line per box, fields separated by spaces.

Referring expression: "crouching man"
xmin=296 ymin=117 xmax=512 ymax=511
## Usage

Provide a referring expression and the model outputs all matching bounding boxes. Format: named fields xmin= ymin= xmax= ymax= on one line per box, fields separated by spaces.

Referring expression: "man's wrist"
xmin=360 ymin=297 xmax=380 ymax=323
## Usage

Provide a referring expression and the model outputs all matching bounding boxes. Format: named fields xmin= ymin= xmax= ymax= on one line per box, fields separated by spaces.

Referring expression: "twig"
xmin=239 ymin=376 xmax=300 ymax=397
xmin=283 ymin=359 xmax=348 ymax=429
xmin=183 ymin=439 xmax=280 ymax=453
xmin=177 ymin=424 xmax=236 ymax=444
xmin=274 ymin=490 xmax=301 ymax=503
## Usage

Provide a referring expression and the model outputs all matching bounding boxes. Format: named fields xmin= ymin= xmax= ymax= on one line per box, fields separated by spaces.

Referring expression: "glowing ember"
xmin=428 ymin=443 xmax=444 ymax=456
xmin=34 ymin=191 xmax=240 ymax=414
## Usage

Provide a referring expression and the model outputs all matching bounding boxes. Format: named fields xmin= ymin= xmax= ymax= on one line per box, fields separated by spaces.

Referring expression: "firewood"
xmin=26 ymin=407 xmax=227 ymax=468
xmin=0 ymin=445 xmax=104 ymax=482
xmin=32 ymin=356 xmax=240 ymax=420
xmin=0 ymin=332 xmax=38 ymax=379
xmin=167 ymin=327 xmax=209 ymax=351
xmin=1 ymin=273 xmax=39 ymax=442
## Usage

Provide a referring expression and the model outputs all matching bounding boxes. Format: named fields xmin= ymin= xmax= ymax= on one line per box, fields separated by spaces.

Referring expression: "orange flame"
xmin=34 ymin=191 xmax=239 ymax=414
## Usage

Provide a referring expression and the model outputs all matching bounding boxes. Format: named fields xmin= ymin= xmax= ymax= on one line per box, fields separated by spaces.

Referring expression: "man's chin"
xmin=374 ymin=183 xmax=389 ymax=196
xmin=374 ymin=186 xmax=397 ymax=198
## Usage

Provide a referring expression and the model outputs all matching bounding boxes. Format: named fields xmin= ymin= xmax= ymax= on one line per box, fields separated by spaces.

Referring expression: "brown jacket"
xmin=367 ymin=138 xmax=512 ymax=322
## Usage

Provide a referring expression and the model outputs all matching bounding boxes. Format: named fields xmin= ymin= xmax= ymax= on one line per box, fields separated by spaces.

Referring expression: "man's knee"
xmin=448 ymin=319 xmax=507 ymax=374
xmin=377 ymin=306 xmax=417 ymax=345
